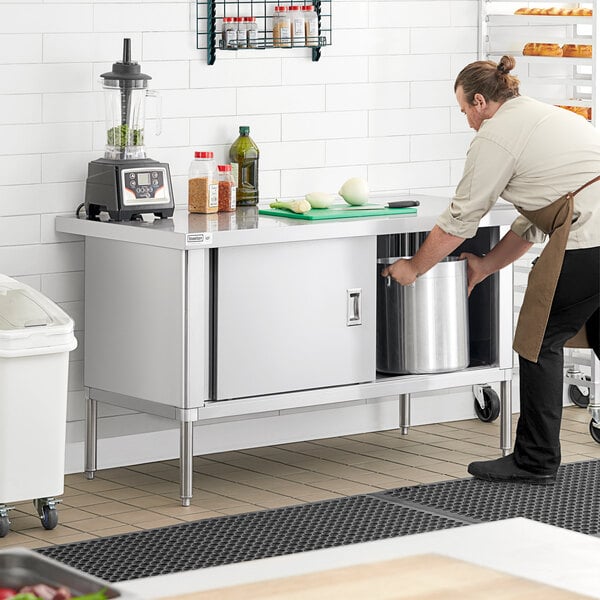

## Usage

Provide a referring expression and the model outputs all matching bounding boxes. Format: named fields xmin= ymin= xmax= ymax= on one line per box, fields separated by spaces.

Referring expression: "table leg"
xmin=399 ymin=393 xmax=410 ymax=435
xmin=180 ymin=420 xmax=193 ymax=507
xmin=500 ymin=379 xmax=512 ymax=456
xmin=85 ymin=395 xmax=97 ymax=480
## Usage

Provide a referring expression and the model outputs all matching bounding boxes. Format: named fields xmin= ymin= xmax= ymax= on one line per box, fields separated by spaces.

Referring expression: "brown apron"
xmin=513 ymin=175 xmax=600 ymax=363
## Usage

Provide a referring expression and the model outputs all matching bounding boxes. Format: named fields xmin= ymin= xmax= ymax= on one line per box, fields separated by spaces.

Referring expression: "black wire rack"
xmin=196 ymin=0 xmax=332 ymax=65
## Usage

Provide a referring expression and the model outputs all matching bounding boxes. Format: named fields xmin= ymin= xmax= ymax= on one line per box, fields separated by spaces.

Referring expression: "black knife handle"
xmin=388 ymin=200 xmax=420 ymax=208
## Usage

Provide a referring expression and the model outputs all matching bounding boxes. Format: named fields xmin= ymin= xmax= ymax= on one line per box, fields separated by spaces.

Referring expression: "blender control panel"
xmin=121 ymin=167 xmax=171 ymax=206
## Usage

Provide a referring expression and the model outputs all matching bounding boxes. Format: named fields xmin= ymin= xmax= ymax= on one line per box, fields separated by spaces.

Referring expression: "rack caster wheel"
xmin=589 ymin=420 xmax=600 ymax=444
xmin=474 ymin=386 xmax=500 ymax=423
xmin=0 ymin=515 xmax=9 ymax=538
xmin=569 ymin=379 xmax=590 ymax=408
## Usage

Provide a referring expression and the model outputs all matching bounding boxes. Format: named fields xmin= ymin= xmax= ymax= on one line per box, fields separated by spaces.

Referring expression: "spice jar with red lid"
xmin=217 ymin=164 xmax=237 ymax=212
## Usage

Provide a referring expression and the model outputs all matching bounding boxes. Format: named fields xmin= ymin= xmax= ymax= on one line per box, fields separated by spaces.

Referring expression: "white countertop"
xmin=56 ymin=194 xmax=518 ymax=250
xmin=117 ymin=518 xmax=600 ymax=598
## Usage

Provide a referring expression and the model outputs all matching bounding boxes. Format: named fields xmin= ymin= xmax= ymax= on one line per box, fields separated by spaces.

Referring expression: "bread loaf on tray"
xmin=562 ymin=43 xmax=592 ymax=58
xmin=514 ymin=6 xmax=592 ymax=16
xmin=556 ymin=105 xmax=592 ymax=120
xmin=523 ymin=42 xmax=563 ymax=56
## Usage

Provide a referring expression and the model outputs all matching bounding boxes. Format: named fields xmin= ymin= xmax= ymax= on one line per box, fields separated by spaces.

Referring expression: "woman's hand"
xmin=459 ymin=252 xmax=489 ymax=295
xmin=381 ymin=258 xmax=419 ymax=286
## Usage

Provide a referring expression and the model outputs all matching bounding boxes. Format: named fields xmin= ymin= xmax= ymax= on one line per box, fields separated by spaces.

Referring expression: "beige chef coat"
xmin=437 ymin=95 xmax=600 ymax=249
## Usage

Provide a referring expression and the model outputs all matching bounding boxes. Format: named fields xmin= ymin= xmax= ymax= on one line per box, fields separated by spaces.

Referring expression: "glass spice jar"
xmin=302 ymin=5 xmax=319 ymax=47
xmin=217 ymin=164 xmax=237 ymax=212
xmin=222 ymin=17 xmax=237 ymax=48
xmin=246 ymin=16 xmax=259 ymax=48
xmin=273 ymin=5 xmax=291 ymax=48
xmin=234 ymin=16 xmax=246 ymax=48
xmin=289 ymin=5 xmax=305 ymax=47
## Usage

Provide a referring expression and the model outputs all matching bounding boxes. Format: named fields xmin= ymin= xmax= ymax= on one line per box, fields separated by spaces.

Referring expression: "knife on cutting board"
xmin=331 ymin=200 xmax=420 ymax=210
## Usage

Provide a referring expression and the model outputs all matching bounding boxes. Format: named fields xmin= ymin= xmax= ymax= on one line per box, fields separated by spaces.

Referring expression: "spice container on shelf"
xmin=246 ymin=16 xmax=259 ymax=48
xmin=234 ymin=16 xmax=246 ymax=48
xmin=217 ymin=164 xmax=237 ymax=212
xmin=289 ymin=5 xmax=305 ymax=47
xmin=302 ymin=5 xmax=319 ymax=47
xmin=188 ymin=151 xmax=218 ymax=214
xmin=273 ymin=5 xmax=291 ymax=48
xmin=229 ymin=126 xmax=259 ymax=206
xmin=222 ymin=17 xmax=237 ymax=48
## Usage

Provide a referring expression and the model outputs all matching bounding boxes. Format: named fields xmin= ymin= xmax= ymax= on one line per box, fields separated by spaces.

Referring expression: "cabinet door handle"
xmin=347 ymin=288 xmax=362 ymax=326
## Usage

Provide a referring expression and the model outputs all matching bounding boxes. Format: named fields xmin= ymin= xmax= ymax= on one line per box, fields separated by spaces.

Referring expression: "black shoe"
xmin=467 ymin=454 xmax=556 ymax=485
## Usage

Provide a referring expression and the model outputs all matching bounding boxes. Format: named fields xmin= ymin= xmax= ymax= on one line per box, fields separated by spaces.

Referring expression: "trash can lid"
xmin=0 ymin=275 xmax=76 ymax=356
xmin=0 ymin=276 xmax=70 ymax=330
xmin=0 ymin=288 xmax=54 ymax=329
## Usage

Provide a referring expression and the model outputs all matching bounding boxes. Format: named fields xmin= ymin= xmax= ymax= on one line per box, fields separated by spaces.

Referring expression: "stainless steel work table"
xmin=56 ymin=195 xmax=519 ymax=506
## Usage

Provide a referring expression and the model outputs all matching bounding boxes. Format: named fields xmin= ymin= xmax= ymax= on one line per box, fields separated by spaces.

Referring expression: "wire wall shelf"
xmin=196 ymin=0 xmax=332 ymax=65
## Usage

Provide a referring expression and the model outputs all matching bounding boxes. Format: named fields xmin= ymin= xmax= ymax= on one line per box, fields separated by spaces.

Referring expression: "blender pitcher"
xmin=101 ymin=38 xmax=161 ymax=160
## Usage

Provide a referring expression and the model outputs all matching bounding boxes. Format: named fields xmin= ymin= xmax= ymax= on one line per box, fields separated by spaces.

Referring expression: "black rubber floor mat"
xmin=379 ymin=459 xmax=600 ymax=535
xmin=37 ymin=494 xmax=464 ymax=582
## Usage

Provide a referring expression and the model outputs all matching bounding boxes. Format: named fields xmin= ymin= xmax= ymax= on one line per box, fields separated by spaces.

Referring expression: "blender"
xmin=84 ymin=39 xmax=174 ymax=221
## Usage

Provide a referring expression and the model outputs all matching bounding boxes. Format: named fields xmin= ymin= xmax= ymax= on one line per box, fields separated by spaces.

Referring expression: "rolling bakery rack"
xmin=479 ymin=0 xmax=598 ymax=124
xmin=196 ymin=0 xmax=332 ymax=64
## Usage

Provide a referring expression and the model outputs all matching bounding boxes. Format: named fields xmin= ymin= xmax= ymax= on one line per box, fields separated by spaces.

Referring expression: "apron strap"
xmin=572 ymin=174 xmax=600 ymax=196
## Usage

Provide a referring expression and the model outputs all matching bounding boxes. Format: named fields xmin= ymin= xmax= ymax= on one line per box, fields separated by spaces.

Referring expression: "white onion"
xmin=305 ymin=191 xmax=335 ymax=208
xmin=338 ymin=177 xmax=369 ymax=206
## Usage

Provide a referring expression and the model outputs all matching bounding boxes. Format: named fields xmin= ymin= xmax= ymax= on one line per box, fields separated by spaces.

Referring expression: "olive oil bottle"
xmin=229 ymin=126 xmax=259 ymax=205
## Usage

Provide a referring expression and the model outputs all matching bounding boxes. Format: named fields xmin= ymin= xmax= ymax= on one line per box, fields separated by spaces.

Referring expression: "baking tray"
xmin=0 ymin=548 xmax=137 ymax=598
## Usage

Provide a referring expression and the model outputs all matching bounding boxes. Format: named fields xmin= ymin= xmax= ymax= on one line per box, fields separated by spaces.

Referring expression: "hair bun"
xmin=497 ymin=55 xmax=516 ymax=75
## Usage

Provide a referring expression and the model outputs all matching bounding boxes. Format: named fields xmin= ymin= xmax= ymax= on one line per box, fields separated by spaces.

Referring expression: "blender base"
xmin=85 ymin=157 xmax=174 ymax=222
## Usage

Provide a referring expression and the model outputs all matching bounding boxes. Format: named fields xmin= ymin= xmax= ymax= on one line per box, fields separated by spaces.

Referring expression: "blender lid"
xmin=101 ymin=38 xmax=151 ymax=87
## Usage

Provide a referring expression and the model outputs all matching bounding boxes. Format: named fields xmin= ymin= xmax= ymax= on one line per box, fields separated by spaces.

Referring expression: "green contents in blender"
xmin=106 ymin=124 xmax=144 ymax=148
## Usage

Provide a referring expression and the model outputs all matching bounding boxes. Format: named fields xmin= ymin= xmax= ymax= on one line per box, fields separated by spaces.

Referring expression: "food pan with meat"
xmin=0 ymin=549 xmax=138 ymax=600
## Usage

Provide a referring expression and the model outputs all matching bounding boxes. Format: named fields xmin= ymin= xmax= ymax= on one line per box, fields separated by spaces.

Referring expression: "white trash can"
xmin=0 ymin=274 xmax=77 ymax=537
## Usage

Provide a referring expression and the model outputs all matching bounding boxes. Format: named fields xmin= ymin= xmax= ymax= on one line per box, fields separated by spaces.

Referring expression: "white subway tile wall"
xmin=0 ymin=0 xmax=481 ymax=468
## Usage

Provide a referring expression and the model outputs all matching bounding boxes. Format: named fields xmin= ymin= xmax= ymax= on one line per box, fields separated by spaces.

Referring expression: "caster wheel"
xmin=0 ymin=515 xmax=9 ymax=538
xmin=589 ymin=420 xmax=600 ymax=444
xmin=40 ymin=506 xmax=58 ymax=530
xmin=569 ymin=380 xmax=590 ymax=408
xmin=474 ymin=387 xmax=501 ymax=423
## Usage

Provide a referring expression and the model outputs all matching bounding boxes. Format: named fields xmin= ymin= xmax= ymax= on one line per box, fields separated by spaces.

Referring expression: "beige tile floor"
xmin=2 ymin=405 xmax=599 ymax=551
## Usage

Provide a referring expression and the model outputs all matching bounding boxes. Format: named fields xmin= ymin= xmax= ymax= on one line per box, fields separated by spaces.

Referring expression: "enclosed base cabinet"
xmin=214 ymin=237 xmax=376 ymax=400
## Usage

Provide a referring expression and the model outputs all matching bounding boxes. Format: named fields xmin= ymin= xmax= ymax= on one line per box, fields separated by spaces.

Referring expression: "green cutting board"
xmin=259 ymin=204 xmax=418 ymax=220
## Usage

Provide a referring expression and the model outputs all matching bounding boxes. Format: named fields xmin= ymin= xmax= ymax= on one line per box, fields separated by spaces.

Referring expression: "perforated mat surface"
xmin=37 ymin=459 xmax=600 ymax=582
xmin=37 ymin=494 xmax=465 ymax=582
xmin=379 ymin=459 xmax=600 ymax=535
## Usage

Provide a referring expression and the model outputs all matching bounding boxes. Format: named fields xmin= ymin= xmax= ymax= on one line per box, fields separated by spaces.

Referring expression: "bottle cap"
xmin=223 ymin=17 xmax=233 ymax=22
xmin=233 ymin=16 xmax=243 ymax=21
xmin=239 ymin=126 xmax=250 ymax=135
xmin=195 ymin=151 xmax=214 ymax=159
xmin=274 ymin=5 xmax=286 ymax=11
xmin=289 ymin=5 xmax=300 ymax=10
xmin=243 ymin=16 xmax=253 ymax=21
xmin=301 ymin=5 xmax=314 ymax=10
xmin=218 ymin=164 xmax=232 ymax=171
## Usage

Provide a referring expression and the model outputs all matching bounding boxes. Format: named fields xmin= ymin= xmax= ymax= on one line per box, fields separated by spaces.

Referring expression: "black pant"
xmin=514 ymin=246 xmax=600 ymax=475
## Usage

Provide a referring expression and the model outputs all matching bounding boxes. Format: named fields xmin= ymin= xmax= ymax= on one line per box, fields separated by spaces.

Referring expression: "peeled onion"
xmin=306 ymin=191 xmax=335 ymax=208
xmin=338 ymin=177 xmax=369 ymax=206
